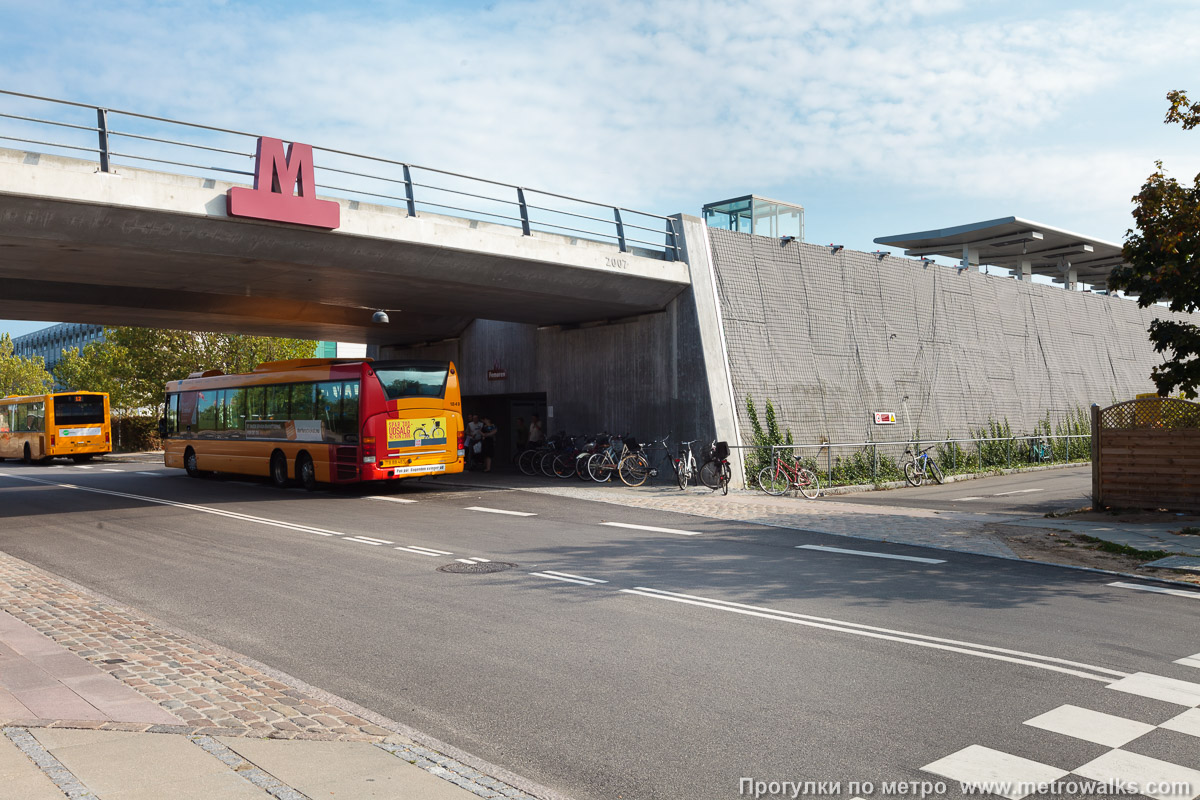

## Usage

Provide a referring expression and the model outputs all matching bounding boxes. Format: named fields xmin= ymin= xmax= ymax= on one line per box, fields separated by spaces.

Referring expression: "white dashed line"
xmin=74 ymin=465 xmax=93 ymax=470
xmin=953 ymin=496 xmax=985 ymax=501
xmin=395 ymin=546 xmax=448 ymax=557
xmin=398 ymin=545 xmax=453 ymax=556
xmin=343 ymin=536 xmax=392 ymax=546
xmin=542 ymin=570 xmax=607 ymax=584
xmin=101 ymin=468 xmax=122 ymax=473
xmin=529 ymin=572 xmax=600 ymax=586
xmin=367 ymin=496 xmax=417 ymax=504
xmin=1175 ymin=653 xmax=1200 ymax=670
xmin=135 ymin=472 xmax=162 ymax=476
xmin=465 ymin=506 xmax=536 ymax=516
xmin=797 ymin=544 xmax=946 ymax=564
xmin=599 ymin=521 xmax=700 ymax=536
xmin=995 ymin=489 xmax=1045 ymax=496
xmin=1108 ymin=582 xmax=1200 ymax=600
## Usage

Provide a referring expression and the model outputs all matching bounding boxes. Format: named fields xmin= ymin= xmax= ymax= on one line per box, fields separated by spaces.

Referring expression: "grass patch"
xmin=1073 ymin=535 xmax=1172 ymax=561
xmin=1177 ymin=526 xmax=1200 ymax=536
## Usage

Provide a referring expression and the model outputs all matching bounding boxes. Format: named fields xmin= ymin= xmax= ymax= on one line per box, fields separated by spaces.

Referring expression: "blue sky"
xmin=3 ymin=0 xmax=1200 ymax=340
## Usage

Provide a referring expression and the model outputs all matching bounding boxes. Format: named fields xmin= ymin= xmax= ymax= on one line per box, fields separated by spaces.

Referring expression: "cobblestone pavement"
xmin=0 ymin=550 xmax=539 ymax=799
xmin=519 ymin=483 xmax=1020 ymax=558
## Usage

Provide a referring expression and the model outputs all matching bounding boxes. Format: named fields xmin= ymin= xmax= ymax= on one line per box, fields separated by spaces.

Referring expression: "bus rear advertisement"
xmin=162 ymin=358 xmax=464 ymax=489
xmin=0 ymin=392 xmax=112 ymax=463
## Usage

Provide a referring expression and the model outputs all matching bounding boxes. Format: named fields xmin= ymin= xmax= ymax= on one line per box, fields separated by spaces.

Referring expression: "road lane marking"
xmin=1023 ymin=704 xmax=1156 ymax=748
xmin=529 ymin=572 xmax=600 ymax=586
xmin=135 ymin=471 xmax=163 ymax=476
xmin=400 ymin=545 xmax=453 ymax=556
xmin=542 ymin=570 xmax=607 ymax=584
xmin=74 ymin=465 xmax=93 ymax=469
xmin=922 ymin=745 xmax=1068 ymax=799
xmin=367 ymin=496 xmax=417 ymax=504
xmin=953 ymin=496 xmax=985 ymax=501
xmin=1107 ymin=673 xmax=1200 ymax=706
xmin=995 ymin=489 xmax=1045 ymax=496
xmin=796 ymin=544 xmax=946 ymax=564
xmin=1176 ymin=653 xmax=1200 ymax=670
xmin=465 ymin=506 xmax=536 ymax=516
xmin=395 ymin=546 xmax=448 ymax=556
xmin=101 ymin=468 xmax=122 ymax=473
xmin=1108 ymin=582 xmax=1200 ymax=600
xmin=344 ymin=536 xmax=393 ymax=545
xmin=600 ymin=522 xmax=700 ymax=536
xmin=620 ymin=587 xmax=1126 ymax=682
xmin=0 ymin=474 xmax=346 ymax=537
xmin=1074 ymin=749 xmax=1200 ymax=800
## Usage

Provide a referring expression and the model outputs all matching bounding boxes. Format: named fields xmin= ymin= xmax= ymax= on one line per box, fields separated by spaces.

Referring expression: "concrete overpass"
xmin=0 ymin=96 xmax=689 ymax=345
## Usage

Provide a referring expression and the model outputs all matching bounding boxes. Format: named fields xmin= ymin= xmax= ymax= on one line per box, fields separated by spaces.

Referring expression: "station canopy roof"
xmin=874 ymin=216 xmax=1126 ymax=287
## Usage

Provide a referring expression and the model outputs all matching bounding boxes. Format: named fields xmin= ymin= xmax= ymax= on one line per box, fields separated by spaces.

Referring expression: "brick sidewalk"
xmin=0 ymin=551 xmax=542 ymax=799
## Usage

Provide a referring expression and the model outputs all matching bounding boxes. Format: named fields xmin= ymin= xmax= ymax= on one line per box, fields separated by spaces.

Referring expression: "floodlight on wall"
xmin=830 ymin=244 xmax=844 ymax=254
xmin=919 ymin=257 xmax=935 ymax=267
xmin=372 ymin=310 xmax=390 ymax=324
xmin=873 ymin=250 xmax=889 ymax=261
xmin=781 ymin=235 xmax=796 ymax=245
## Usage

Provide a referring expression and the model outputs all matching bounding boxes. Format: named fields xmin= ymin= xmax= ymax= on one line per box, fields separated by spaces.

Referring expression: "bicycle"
xmin=587 ymin=435 xmax=628 ymax=483
xmin=1027 ymin=436 xmax=1051 ymax=463
xmin=903 ymin=445 xmax=944 ymax=486
xmin=699 ymin=440 xmax=731 ymax=495
xmin=756 ymin=451 xmax=820 ymax=499
xmin=672 ymin=440 xmax=700 ymax=490
xmin=618 ymin=435 xmax=673 ymax=487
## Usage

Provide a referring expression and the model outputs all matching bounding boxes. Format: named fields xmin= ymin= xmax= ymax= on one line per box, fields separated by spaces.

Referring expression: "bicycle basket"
xmin=624 ymin=436 xmax=641 ymax=453
xmin=713 ymin=441 xmax=729 ymax=460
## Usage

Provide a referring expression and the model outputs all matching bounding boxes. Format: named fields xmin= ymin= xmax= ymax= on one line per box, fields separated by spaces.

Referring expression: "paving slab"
xmin=0 ymin=733 xmax=65 ymax=800
xmin=32 ymin=728 xmax=271 ymax=799
xmin=221 ymin=736 xmax=480 ymax=799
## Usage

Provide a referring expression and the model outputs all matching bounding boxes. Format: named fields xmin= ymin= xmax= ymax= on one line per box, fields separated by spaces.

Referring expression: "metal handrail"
xmin=0 ymin=88 xmax=683 ymax=261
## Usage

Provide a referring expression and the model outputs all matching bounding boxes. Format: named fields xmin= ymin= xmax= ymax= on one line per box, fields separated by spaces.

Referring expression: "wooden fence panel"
xmin=1093 ymin=398 xmax=1200 ymax=512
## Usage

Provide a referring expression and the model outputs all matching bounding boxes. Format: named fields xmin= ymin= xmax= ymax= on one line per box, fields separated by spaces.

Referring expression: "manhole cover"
xmin=437 ymin=561 xmax=517 ymax=574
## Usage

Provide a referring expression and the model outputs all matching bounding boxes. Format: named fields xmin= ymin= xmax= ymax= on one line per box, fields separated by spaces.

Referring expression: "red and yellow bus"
xmin=0 ymin=392 xmax=112 ymax=463
xmin=162 ymin=358 xmax=464 ymax=489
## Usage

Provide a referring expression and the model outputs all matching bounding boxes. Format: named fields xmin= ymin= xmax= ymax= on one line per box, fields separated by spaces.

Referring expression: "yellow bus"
xmin=0 ymin=392 xmax=112 ymax=463
xmin=162 ymin=358 xmax=465 ymax=490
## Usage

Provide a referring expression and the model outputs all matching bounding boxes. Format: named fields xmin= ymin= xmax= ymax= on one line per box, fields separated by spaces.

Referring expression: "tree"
xmin=54 ymin=328 xmax=318 ymax=414
xmin=0 ymin=334 xmax=53 ymax=396
xmin=1109 ymin=90 xmax=1200 ymax=398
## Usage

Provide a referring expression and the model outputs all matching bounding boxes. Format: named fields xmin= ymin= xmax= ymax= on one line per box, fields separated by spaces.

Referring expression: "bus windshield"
xmin=373 ymin=364 xmax=448 ymax=401
xmin=54 ymin=395 xmax=106 ymax=425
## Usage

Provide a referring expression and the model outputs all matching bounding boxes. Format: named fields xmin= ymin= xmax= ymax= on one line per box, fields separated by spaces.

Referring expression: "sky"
xmin=3 ymin=0 xmax=1200 ymax=340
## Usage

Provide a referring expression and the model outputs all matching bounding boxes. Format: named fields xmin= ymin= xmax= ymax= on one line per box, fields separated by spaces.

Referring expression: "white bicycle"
xmin=673 ymin=439 xmax=700 ymax=490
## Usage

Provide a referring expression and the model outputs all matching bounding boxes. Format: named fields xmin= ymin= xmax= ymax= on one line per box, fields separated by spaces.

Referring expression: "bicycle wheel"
xmin=553 ymin=454 xmax=576 ymax=479
xmin=518 ymin=449 xmax=538 ymax=476
xmin=619 ymin=454 xmax=650 ymax=487
xmin=719 ymin=462 xmax=730 ymax=495
xmin=588 ymin=453 xmax=614 ymax=483
xmin=904 ymin=461 xmax=924 ymax=487
xmin=539 ymin=451 xmax=557 ymax=477
xmin=797 ymin=468 xmax=820 ymax=499
xmin=575 ymin=452 xmax=592 ymax=480
xmin=927 ymin=459 xmax=945 ymax=485
xmin=699 ymin=460 xmax=720 ymax=490
xmin=757 ymin=466 xmax=789 ymax=496
xmin=675 ymin=458 xmax=688 ymax=490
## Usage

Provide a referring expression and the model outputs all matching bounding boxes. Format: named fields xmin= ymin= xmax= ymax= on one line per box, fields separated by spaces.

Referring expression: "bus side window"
xmin=166 ymin=393 xmax=180 ymax=436
xmin=340 ymin=381 xmax=359 ymax=438
xmin=226 ymin=388 xmax=247 ymax=432
xmin=266 ymin=385 xmax=289 ymax=420
xmin=179 ymin=391 xmax=200 ymax=433
xmin=196 ymin=391 xmax=218 ymax=432
xmin=246 ymin=386 xmax=266 ymax=421
xmin=291 ymin=383 xmax=315 ymax=421
xmin=315 ymin=382 xmax=339 ymax=439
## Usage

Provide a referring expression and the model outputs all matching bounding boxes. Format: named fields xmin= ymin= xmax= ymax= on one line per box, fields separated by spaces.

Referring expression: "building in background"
xmin=12 ymin=323 xmax=104 ymax=374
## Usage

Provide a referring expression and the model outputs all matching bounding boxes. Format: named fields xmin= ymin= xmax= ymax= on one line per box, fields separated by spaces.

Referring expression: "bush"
xmin=111 ymin=415 xmax=161 ymax=452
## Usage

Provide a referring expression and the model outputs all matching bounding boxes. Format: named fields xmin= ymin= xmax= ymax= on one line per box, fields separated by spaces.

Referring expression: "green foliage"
xmin=1109 ymin=90 xmax=1200 ymax=398
xmin=54 ymin=327 xmax=318 ymax=415
xmin=0 ymin=334 xmax=53 ymax=397
xmin=744 ymin=395 xmax=794 ymax=484
xmin=822 ymin=447 xmax=903 ymax=487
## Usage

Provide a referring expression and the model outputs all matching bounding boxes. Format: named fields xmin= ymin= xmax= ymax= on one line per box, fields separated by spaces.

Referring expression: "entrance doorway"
xmin=461 ymin=392 xmax=546 ymax=471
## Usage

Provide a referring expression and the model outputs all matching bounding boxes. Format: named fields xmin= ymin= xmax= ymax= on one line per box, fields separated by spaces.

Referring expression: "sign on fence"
xmin=873 ymin=412 xmax=897 ymax=425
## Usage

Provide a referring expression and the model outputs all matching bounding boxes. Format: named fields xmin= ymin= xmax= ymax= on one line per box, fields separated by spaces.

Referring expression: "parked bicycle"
xmin=587 ymin=435 xmax=629 ymax=483
xmin=757 ymin=450 xmax=820 ymax=499
xmin=902 ymin=445 xmax=944 ymax=486
xmin=699 ymin=440 xmax=731 ymax=495
xmin=618 ymin=435 xmax=673 ymax=487
xmin=673 ymin=439 xmax=700 ymax=489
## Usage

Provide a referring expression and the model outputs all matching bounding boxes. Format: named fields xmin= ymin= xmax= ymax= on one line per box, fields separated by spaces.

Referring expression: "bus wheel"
xmin=270 ymin=452 xmax=289 ymax=488
xmin=184 ymin=448 xmax=202 ymax=478
xmin=23 ymin=444 xmax=32 ymax=465
xmin=297 ymin=453 xmax=317 ymax=492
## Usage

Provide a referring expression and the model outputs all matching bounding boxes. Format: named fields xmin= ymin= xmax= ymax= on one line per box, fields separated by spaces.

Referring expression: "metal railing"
xmin=0 ymin=89 xmax=683 ymax=261
xmin=740 ymin=434 xmax=1092 ymax=489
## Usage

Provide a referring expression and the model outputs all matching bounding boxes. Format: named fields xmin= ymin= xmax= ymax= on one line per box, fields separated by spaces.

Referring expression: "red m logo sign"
xmin=227 ymin=137 xmax=340 ymax=229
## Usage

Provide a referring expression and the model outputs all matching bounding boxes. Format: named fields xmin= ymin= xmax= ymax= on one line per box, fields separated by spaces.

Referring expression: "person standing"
xmin=481 ymin=416 xmax=497 ymax=472
xmin=466 ymin=414 xmax=483 ymax=469
xmin=528 ymin=413 xmax=544 ymax=448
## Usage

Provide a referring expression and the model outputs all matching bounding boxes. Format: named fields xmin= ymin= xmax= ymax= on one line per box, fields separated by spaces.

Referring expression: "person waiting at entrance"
xmin=480 ymin=417 xmax=497 ymax=472
xmin=466 ymin=414 xmax=483 ymax=468
xmin=528 ymin=414 xmax=544 ymax=448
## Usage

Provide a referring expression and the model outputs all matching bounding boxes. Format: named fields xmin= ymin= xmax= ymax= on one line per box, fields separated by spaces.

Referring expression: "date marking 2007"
xmin=605 ymin=257 xmax=628 ymax=269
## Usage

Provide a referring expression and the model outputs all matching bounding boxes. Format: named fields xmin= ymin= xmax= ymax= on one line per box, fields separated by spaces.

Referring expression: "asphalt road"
xmin=827 ymin=465 xmax=1094 ymax=514
xmin=1 ymin=460 xmax=1198 ymax=800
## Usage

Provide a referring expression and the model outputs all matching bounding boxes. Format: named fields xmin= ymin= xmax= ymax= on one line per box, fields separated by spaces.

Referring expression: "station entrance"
xmin=461 ymin=392 xmax=547 ymax=471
